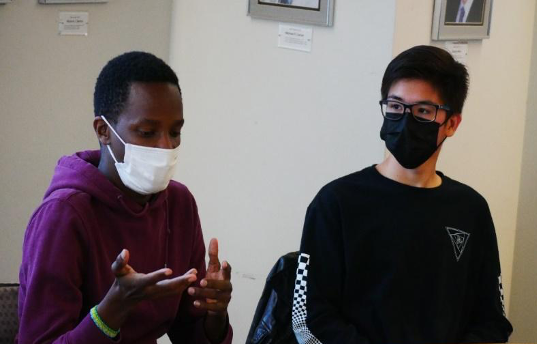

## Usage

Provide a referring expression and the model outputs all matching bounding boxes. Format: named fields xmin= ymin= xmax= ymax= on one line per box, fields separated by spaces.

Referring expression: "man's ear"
xmin=93 ymin=116 xmax=111 ymax=145
xmin=445 ymin=113 xmax=462 ymax=137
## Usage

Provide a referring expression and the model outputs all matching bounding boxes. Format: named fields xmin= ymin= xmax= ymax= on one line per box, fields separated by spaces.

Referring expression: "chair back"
xmin=0 ymin=283 xmax=19 ymax=344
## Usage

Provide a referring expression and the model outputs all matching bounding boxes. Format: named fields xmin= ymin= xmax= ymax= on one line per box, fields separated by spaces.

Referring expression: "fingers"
xmin=199 ymin=278 xmax=232 ymax=291
xmin=222 ymin=261 xmax=232 ymax=281
xmin=188 ymin=274 xmax=232 ymax=312
xmin=139 ymin=267 xmax=174 ymax=286
xmin=207 ymin=238 xmax=220 ymax=272
xmin=145 ymin=269 xmax=198 ymax=299
xmin=153 ymin=270 xmax=197 ymax=289
xmin=187 ymin=285 xmax=232 ymax=300
xmin=193 ymin=299 xmax=229 ymax=312
xmin=111 ymin=249 xmax=130 ymax=277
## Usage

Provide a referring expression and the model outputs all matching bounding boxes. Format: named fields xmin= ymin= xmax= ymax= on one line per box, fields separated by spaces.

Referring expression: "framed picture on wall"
xmin=248 ymin=0 xmax=334 ymax=27
xmin=432 ymin=0 xmax=493 ymax=40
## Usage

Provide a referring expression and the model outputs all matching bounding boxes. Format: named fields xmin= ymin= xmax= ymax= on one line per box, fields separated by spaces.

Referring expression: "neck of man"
xmin=97 ymin=148 xmax=153 ymax=205
xmin=376 ymin=150 xmax=442 ymax=188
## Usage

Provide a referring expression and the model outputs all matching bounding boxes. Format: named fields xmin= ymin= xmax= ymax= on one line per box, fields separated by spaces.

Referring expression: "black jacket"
xmin=247 ymin=252 xmax=299 ymax=344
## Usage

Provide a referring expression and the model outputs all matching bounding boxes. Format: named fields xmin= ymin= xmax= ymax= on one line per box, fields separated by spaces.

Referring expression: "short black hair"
xmin=381 ymin=45 xmax=469 ymax=114
xmin=93 ymin=51 xmax=181 ymax=122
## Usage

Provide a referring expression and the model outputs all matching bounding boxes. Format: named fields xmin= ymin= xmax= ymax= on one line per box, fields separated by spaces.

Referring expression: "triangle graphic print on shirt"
xmin=446 ymin=227 xmax=470 ymax=262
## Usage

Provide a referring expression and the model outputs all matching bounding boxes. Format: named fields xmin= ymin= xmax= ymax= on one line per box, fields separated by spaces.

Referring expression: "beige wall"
xmin=509 ymin=2 xmax=537 ymax=342
xmin=0 ymin=0 xmax=173 ymax=282
xmin=393 ymin=0 xmax=536 ymax=324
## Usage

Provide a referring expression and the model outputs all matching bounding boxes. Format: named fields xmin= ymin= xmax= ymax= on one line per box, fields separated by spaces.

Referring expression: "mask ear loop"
xmin=101 ymin=116 xmax=126 ymax=164
xmin=436 ymin=111 xmax=454 ymax=148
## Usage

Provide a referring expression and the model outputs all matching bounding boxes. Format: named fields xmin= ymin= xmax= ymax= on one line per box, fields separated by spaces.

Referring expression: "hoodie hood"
xmin=44 ymin=150 xmax=167 ymax=216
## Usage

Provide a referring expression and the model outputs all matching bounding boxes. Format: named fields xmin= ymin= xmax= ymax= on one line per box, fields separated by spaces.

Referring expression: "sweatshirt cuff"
xmin=191 ymin=315 xmax=233 ymax=344
xmin=60 ymin=313 xmax=121 ymax=344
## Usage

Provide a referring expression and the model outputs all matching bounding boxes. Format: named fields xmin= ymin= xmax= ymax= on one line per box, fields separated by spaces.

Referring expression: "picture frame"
xmin=38 ymin=0 xmax=107 ymax=3
xmin=248 ymin=0 xmax=334 ymax=27
xmin=432 ymin=0 xmax=493 ymax=40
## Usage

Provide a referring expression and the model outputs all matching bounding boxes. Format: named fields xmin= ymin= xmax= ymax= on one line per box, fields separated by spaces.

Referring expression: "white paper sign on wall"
xmin=59 ymin=12 xmax=89 ymax=36
xmin=278 ymin=23 xmax=312 ymax=52
xmin=445 ymin=41 xmax=468 ymax=64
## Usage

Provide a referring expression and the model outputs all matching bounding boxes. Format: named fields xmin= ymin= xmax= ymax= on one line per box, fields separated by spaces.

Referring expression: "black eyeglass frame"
xmin=379 ymin=99 xmax=453 ymax=123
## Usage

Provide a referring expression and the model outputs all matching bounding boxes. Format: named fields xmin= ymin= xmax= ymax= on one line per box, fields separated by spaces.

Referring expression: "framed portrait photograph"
xmin=248 ymin=0 xmax=335 ymax=27
xmin=432 ymin=0 xmax=493 ymax=40
xmin=38 ymin=0 xmax=107 ymax=3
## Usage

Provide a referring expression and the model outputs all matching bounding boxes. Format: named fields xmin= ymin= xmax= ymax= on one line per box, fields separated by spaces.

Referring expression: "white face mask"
xmin=101 ymin=116 xmax=180 ymax=195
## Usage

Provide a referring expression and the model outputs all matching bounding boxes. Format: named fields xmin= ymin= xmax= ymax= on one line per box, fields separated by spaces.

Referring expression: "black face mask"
xmin=380 ymin=114 xmax=447 ymax=169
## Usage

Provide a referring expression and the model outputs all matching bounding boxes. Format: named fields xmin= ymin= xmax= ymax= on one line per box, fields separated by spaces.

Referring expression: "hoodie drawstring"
xmin=164 ymin=198 xmax=171 ymax=269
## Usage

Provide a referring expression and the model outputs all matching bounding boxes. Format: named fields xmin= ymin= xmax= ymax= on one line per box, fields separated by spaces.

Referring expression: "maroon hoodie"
xmin=18 ymin=150 xmax=232 ymax=343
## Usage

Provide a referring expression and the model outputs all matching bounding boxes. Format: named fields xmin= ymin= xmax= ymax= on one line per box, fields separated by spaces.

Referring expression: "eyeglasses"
xmin=379 ymin=99 xmax=452 ymax=123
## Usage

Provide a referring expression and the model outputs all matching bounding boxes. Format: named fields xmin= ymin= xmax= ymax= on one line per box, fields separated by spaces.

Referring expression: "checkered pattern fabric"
xmin=0 ymin=284 xmax=19 ymax=344
xmin=498 ymin=275 xmax=506 ymax=317
xmin=292 ymin=253 xmax=321 ymax=344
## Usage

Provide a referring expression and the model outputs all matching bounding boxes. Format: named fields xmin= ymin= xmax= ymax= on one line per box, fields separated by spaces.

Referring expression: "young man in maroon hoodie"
xmin=18 ymin=52 xmax=233 ymax=343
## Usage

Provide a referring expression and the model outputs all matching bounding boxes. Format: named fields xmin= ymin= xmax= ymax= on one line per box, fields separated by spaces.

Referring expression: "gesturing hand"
xmin=98 ymin=249 xmax=198 ymax=330
xmin=188 ymin=238 xmax=232 ymax=317
xmin=111 ymin=249 xmax=198 ymax=301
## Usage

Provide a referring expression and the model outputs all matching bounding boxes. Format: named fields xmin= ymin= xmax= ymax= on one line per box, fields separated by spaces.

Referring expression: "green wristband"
xmin=90 ymin=305 xmax=120 ymax=339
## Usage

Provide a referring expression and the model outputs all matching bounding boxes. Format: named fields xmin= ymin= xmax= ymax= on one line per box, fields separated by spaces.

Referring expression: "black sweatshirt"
xmin=294 ymin=166 xmax=513 ymax=343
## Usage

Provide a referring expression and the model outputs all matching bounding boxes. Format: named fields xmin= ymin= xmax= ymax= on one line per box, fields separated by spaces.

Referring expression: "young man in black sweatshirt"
xmin=292 ymin=45 xmax=513 ymax=343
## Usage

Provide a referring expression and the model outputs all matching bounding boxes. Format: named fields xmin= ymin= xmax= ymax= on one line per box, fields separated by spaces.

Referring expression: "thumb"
xmin=207 ymin=238 xmax=220 ymax=272
xmin=111 ymin=249 xmax=130 ymax=277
